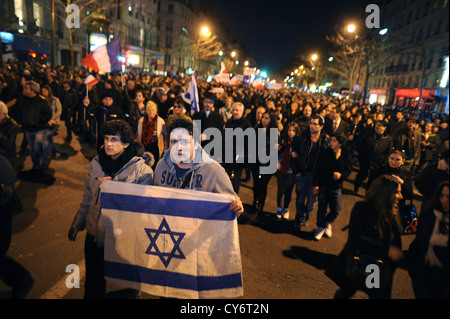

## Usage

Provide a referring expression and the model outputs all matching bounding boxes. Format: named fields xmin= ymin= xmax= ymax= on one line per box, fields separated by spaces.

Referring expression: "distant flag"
xmin=82 ymin=39 xmax=121 ymax=74
xmin=251 ymin=77 xmax=264 ymax=89
xmin=101 ymin=181 xmax=244 ymax=299
xmin=84 ymin=74 xmax=98 ymax=89
xmin=181 ymin=75 xmax=200 ymax=116
xmin=219 ymin=61 xmax=227 ymax=74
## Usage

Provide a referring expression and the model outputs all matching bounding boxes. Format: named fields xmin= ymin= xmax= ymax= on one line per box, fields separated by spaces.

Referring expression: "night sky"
xmin=198 ymin=0 xmax=373 ymax=78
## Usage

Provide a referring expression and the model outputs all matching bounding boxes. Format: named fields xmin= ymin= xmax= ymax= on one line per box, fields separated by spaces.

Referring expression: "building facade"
xmin=368 ymin=0 xmax=449 ymax=114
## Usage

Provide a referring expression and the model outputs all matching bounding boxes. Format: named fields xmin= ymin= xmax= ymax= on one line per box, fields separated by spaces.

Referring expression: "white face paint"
xmin=169 ymin=128 xmax=195 ymax=165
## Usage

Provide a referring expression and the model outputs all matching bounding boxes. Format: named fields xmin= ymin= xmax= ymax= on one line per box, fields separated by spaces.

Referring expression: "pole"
xmin=51 ymin=0 xmax=56 ymax=68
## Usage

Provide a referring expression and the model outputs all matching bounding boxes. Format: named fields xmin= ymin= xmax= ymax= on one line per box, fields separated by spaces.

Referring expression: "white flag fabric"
xmin=100 ymin=180 xmax=243 ymax=299
xmin=219 ymin=61 xmax=227 ymax=74
xmin=181 ymin=75 xmax=200 ymax=116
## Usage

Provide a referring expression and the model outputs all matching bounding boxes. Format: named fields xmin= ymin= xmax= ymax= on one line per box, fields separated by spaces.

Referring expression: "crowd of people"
xmin=0 ymin=60 xmax=448 ymax=299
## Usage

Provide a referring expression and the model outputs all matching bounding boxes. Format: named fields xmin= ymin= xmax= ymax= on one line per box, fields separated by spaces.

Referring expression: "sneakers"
xmin=313 ymin=227 xmax=325 ymax=241
xmin=282 ymin=209 xmax=289 ymax=220
xmin=324 ymin=223 xmax=332 ymax=238
xmin=276 ymin=207 xmax=283 ymax=220
xmin=314 ymin=223 xmax=332 ymax=241
xmin=275 ymin=208 xmax=289 ymax=220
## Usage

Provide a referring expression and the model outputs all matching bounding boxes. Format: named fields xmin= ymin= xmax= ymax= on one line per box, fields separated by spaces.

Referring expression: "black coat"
xmin=313 ymin=147 xmax=352 ymax=190
xmin=192 ymin=110 xmax=224 ymax=148
xmin=324 ymin=118 xmax=351 ymax=136
xmin=17 ymin=95 xmax=52 ymax=132
xmin=292 ymin=131 xmax=330 ymax=175
xmin=222 ymin=117 xmax=253 ymax=169
xmin=325 ymin=201 xmax=402 ymax=293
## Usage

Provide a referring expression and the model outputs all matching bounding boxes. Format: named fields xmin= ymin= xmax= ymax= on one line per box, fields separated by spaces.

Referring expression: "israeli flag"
xmin=181 ymin=75 xmax=200 ymax=116
xmin=100 ymin=180 xmax=243 ymax=299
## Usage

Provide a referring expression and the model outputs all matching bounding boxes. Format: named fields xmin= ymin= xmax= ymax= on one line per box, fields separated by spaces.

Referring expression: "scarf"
xmin=98 ymin=142 xmax=141 ymax=177
xmin=278 ymin=140 xmax=292 ymax=175
xmin=141 ymin=113 xmax=157 ymax=147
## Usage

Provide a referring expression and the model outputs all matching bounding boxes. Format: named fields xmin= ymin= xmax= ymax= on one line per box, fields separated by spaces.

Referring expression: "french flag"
xmin=82 ymin=39 xmax=121 ymax=74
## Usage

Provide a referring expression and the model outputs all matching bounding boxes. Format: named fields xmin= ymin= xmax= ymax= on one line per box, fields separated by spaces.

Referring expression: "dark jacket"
xmin=325 ymin=201 xmax=402 ymax=292
xmin=222 ymin=117 xmax=253 ymax=169
xmin=18 ymin=94 xmax=52 ymax=132
xmin=292 ymin=130 xmax=330 ymax=175
xmin=0 ymin=116 xmax=20 ymax=162
xmin=359 ymin=131 xmax=393 ymax=171
xmin=313 ymin=146 xmax=352 ymax=190
xmin=419 ymin=132 xmax=441 ymax=163
xmin=324 ymin=118 xmax=351 ymax=136
xmin=393 ymin=128 xmax=422 ymax=162
xmin=192 ymin=110 xmax=224 ymax=148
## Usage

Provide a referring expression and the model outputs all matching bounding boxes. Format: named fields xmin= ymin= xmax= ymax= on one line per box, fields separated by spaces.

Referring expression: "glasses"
xmin=174 ymin=105 xmax=183 ymax=108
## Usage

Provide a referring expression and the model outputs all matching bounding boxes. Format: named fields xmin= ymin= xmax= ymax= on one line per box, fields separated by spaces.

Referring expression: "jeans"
xmin=45 ymin=125 xmax=58 ymax=159
xmin=295 ymin=172 xmax=316 ymax=223
xmin=316 ymin=187 xmax=342 ymax=228
xmin=277 ymin=172 xmax=296 ymax=209
xmin=25 ymin=129 xmax=48 ymax=169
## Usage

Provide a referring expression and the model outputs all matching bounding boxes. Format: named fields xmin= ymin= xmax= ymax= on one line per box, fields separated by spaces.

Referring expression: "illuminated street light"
xmin=244 ymin=60 xmax=249 ymax=66
xmin=379 ymin=28 xmax=388 ymax=35
xmin=201 ymin=26 xmax=210 ymax=37
xmin=235 ymin=60 xmax=239 ymax=65
xmin=311 ymin=54 xmax=318 ymax=61
xmin=218 ymin=50 xmax=223 ymax=56
xmin=231 ymin=51 xmax=237 ymax=58
xmin=347 ymin=24 xmax=356 ymax=33
xmin=328 ymin=57 xmax=334 ymax=62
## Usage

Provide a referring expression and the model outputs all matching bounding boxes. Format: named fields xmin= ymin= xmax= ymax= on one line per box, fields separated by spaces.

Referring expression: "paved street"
xmin=1 ymin=123 xmax=417 ymax=300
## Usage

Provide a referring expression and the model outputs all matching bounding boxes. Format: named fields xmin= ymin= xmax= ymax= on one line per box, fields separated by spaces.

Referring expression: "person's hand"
xmin=229 ymin=196 xmax=244 ymax=217
xmin=97 ymin=176 xmax=112 ymax=184
xmin=333 ymin=172 xmax=342 ymax=180
xmin=291 ymin=151 xmax=298 ymax=158
xmin=68 ymin=227 xmax=78 ymax=241
xmin=83 ymin=96 xmax=90 ymax=107
xmin=388 ymin=245 xmax=404 ymax=262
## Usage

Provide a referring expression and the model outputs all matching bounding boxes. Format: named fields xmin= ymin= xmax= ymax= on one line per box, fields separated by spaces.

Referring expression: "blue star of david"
xmin=144 ymin=218 xmax=186 ymax=267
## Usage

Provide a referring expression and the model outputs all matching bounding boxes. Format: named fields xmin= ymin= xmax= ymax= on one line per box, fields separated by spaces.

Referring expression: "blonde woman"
xmin=136 ymin=100 xmax=166 ymax=169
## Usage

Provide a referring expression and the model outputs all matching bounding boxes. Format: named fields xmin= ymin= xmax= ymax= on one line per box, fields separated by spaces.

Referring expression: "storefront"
xmin=368 ymin=88 xmax=388 ymax=105
xmin=10 ymin=33 xmax=51 ymax=62
xmin=394 ymin=88 xmax=437 ymax=112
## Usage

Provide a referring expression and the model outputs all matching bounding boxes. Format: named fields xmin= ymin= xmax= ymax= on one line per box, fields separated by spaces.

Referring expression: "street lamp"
xmin=311 ymin=54 xmax=318 ymax=61
xmin=201 ymin=26 xmax=211 ymax=37
xmin=231 ymin=51 xmax=237 ymax=58
xmin=347 ymin=24 xmax=356 ymax=33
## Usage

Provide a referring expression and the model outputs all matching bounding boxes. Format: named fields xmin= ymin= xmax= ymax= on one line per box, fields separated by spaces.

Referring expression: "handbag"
xmin=345 ymin=250 xmax=392 ymax=291
xmin=399 ymin=202 xmax=418 ymax=234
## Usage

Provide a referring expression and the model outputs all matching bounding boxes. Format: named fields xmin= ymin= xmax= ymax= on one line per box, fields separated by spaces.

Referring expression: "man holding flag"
xmin=100 ymin=117 xmax=244 ymax=299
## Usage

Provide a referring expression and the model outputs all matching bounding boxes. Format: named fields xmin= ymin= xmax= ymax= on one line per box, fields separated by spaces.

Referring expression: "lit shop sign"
xmin=127 ymin=54 xmax=140 ymax=65
xmin=89 ymin=33 xmax=107 ymax=52
xmin=0 ymin=32 xmax=14 ymax=43
xmin=440 ymin=57 xmax=449 ymax=88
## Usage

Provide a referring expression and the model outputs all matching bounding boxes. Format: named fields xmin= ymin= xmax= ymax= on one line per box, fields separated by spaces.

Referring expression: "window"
xmin=168 ymin=3 xmax=174 ymax=14
xmin=166 ymin=36 xmax=172 ymax=49
xmin=166 ymin=20 xmax=173 ymax=31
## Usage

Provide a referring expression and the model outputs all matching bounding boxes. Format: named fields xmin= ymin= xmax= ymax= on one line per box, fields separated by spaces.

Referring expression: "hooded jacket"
xmin=70 ymin=153 xmax=153 ymax=247
xmin=154 ymin=144 xmax=237 ymax=197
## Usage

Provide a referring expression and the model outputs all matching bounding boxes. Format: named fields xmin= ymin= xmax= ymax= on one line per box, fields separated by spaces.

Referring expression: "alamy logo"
xmin=365 ymin=264 xmax=381 ymax=289
xmin=365 ymin=4 xmax=380 ymax=29
xmin=65 ymin=264 xmax=80 ymax=288
xmin=65 ymin=4 xmax=80 ymax=29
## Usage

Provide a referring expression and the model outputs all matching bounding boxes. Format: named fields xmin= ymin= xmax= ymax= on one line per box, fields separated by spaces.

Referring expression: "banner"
xmin=100 ymin=181 xmax=243 ymax=299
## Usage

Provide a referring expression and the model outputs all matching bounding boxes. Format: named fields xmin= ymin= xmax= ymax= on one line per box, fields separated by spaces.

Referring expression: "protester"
xmin=41 ymin=85 xmax=62 ymax=160
xmin=153 ymin=117 xmax=243 ymax=216
xmin=407 ymin=181 xmax=449 ymax=299
xmin=61 ymin=80 xmax=78 ymax=143
xmin=68 ymin=119 xmax=154 ymax=298
xmin=0 ymin=101 xmax=20 ymax=170
xmin=354 ymin=120 xmax=392 ymax=194
xmin=276 ymin=121 xmax=300 ymax=220
xmin=223 ymin=102 xmax=253 ymax=194
xmin=313 ymin=133 xmax=352 ymax=240
xmin=392 ymin=116 xmax=422 ymax=172
xmin=136 ymin=100 xmax=167 ymax=170
xmin=251 ymin=111 xmax=278 ymax=215
xmin=415 ymin=122 xmax=441 ymax=175
xmin=127 ymin=89 xmax=147 ymax=135
xmin=292 ymin=115 xmax=330 ymax=231
xmin=325 ymin=175 xmax=404 ymax=299
xmin=17 ymin=80 xmax=53 ymax=172
xmin=0 ymin=152 xmax=34 ymax=299
xmin=192 ymin=92 xmax=224 ymax=149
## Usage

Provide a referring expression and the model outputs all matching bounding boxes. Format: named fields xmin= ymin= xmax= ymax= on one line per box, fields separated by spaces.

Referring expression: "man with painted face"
xmin=154 ymin=117 xmax=243 ymax=216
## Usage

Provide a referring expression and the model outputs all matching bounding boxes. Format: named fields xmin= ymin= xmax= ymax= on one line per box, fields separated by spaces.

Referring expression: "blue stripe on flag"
xmin=106 ymin=39 xmax=121 ymax=72
xmin=105 ymin=261 xmax=242 ymax=291
xmin=100 ymin=193 xmax=235 ymax=221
